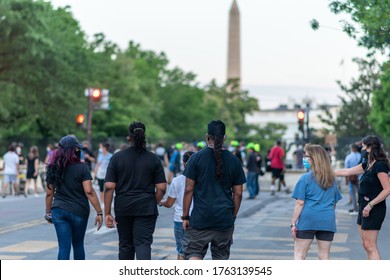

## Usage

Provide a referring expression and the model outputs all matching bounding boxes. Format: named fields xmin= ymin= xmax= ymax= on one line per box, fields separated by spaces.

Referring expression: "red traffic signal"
xmin=91 ymin=89 xmax=102 ymax=102
xmin=76 ymin=114 xmax=85 ymax=126
xmin=297 ymin=110 xmax=305 ymax=132
xmin=297 ymin=110 xmax=305 ymax=120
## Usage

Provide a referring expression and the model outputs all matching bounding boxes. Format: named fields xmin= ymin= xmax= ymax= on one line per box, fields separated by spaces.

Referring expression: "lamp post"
xmin=305 ymin=102 xmax=311 ymax=143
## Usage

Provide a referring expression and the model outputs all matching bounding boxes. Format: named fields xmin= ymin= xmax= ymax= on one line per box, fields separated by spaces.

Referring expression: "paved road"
xmin=1 ymin=172 xmax=389 ymax=260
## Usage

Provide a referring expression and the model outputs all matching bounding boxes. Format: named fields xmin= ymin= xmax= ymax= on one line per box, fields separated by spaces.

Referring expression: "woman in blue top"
xmin=291 ymin=144 xmax=342 ymax=260
xmin=335 ymin=135 xmax=390 ymax=259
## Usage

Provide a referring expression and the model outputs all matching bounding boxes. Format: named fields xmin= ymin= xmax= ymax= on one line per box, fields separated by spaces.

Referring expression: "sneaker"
xmin=349 ymin=211 xmax=358 ymax=215
xmin=270 ymin=190 xmax=275 ymax=196
xmin=285 ymin=188 xmax=291 ymax=194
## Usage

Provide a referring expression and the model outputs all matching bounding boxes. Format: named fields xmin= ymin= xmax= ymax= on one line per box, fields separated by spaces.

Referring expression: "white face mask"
xmin=99 ymin=148 xmax=103 ymax=153
xmin=16 ymin=147 xmax=21 ymax=154
xmin=47 ymin=147 xmax=51 ymax=152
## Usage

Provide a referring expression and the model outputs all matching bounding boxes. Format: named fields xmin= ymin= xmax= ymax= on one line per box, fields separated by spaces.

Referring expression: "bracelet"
xmin=290 ymin=223 xmax=296 ymax=228
xmin=97 ymin=212 xmax=103 ymax=216
xmin=158 ymin=203 xmax=162 ymax=207
xmin=45 ymin=209 xmax=52 ymax=213
xmin=368 ymin=202 xmax=374 ymax=209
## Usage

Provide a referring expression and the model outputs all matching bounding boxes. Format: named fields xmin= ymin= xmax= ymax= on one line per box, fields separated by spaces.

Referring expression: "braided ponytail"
xmin=212 ymin=135 xmax=224 ymax=180
xmin=128 ymin=121 xmax=147 ymax=152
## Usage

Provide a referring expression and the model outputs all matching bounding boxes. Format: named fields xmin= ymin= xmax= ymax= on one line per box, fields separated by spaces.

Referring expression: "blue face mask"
xmin=303 ymin=157 xmax=311 ymax=170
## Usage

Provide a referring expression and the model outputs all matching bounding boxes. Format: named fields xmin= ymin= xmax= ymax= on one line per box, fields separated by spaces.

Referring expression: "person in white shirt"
xmin=160 ymin=151 xmax=194 ymax=260
xmin=93 ymin=142 xmax=112 ymax=206
xmin=2 ymin=145 xmax=20 ymax=197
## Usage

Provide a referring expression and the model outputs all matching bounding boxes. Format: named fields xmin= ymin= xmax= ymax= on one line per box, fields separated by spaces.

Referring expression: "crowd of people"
xmin=1 ymin=120 xmax=390 ymax=261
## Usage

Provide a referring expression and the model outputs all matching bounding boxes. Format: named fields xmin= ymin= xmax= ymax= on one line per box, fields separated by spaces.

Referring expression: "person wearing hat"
xmin=230 ymin=140 xmax=242 ymax=164
xmin=104 ymin=121 xmax=167 ymax=260
xmin=45 ymin=135 xmax=103 ymax=260
xmin=196 ymin=141 xmax=206 ymax=151
xmin=181 ymin=120 xmax=246 ymax=260
xmin=245 ymin=143 xmax=258 ymax=199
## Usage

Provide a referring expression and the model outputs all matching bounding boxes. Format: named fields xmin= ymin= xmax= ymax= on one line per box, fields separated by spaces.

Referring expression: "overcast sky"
xmin=50 ymin=0 xmax=368 ymax=108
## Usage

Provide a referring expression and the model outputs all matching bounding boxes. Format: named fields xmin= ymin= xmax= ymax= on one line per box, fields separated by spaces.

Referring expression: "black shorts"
xmin=357 ymin=203 xmax=386 ymax=230
xmin=182 ymin=226 xmax=234 ymax=260
xmin=296 ymin=230 xmax=334 ymax=241
xmin=271 ymin=168 xmax=283 ymax=179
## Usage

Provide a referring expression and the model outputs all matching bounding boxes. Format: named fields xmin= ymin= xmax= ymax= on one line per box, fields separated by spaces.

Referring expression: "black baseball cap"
xmin=59 ymin=135 xmax=84 ymax=150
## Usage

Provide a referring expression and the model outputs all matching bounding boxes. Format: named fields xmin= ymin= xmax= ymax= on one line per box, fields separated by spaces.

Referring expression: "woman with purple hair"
xmin=45 ymin=135 xmax=103 ymax=260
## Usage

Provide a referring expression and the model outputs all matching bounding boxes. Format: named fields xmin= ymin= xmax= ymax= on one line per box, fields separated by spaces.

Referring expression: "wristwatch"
xmin=181 ymin=215 xmax=190 ymax=221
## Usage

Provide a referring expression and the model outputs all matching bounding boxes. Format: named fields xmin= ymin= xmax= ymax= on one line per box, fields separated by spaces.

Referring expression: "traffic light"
xmin=91 ymin=88 xmax=102 ymax=102
xmin=297 ymin=110 xmax=305 ymax=132
xmin=76 ymin=114 xmax=85 ymax=126
xmin=100 ymin=89 xmax=110 ymax=110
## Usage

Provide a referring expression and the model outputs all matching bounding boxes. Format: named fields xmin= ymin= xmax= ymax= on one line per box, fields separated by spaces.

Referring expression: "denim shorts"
xmin=174 ymin=221 xmax=184 ymax=256
xmin=4 ymin=174 xmax=18 ymax=184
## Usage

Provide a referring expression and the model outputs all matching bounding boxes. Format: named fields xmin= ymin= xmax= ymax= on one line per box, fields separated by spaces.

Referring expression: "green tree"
xmin=318 ymin=58 xmax=379 ymax=137
xmin=157 ymin=67 xmax=211 ymax=141
xmin=0 ymin=0 xmax=90 ymax=139
xmin=204 ymin=79 xmax=260 ymax=140
xmin=369 ymin=61 xmax=390 ymax=140
xmin=312 ymin=1 xmax=390 ymax=141
xmin=328 ymin=0 xmax=390 ymax=53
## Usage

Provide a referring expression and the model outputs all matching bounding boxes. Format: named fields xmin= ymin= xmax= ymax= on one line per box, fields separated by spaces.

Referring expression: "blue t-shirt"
xmin=184 ymin=147 xmax=246 ymax=230
xmin=291 ymin=171 xmax=342 ymax=232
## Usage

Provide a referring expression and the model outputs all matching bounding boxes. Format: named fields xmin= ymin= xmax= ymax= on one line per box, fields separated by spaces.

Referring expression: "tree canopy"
xmin=1 ymin=0 xmax=265 ymax=150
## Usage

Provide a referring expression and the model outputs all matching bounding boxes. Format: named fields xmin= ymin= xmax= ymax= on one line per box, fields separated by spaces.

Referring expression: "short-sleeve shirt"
xmin=3 ymin=151 xmax=19 ymax=175
xmin=268 ymin=146 xmax=284 ymax=169
xmin=344 ymin=152 xmax=362 ymax=169
xmin=184 ymin=147 xmax=246 ymax=230
xmin=167 ymin=174 xmax=193 ymax=222
xmin=359 ymin=161 xmax=389 ymax=207
xmin=105 ymin=146 xmax=167 ymax=216
xmin=291 ymin=171 xmax=342 ymax=232
xmin=96 ymin=153 xmax=112 ymax=179
xmin=48 ymin=163 xmax=93 ymax=218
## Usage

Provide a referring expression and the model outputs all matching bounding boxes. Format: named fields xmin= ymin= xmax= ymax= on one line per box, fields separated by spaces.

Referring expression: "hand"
xmin=105 ymin=214 xmax=117 ymax=228
xmin=95 ymin=215 xmax=103 ymax=231
xmin=44 ymin=214 xmax=53 ymax=224
xmin=182 ymin=220 xmax=190 ymax=231
xmin=291 ymin=225 xmax=297 ymax=240
xmin=362 ymin=205 xmax=371 ymax=218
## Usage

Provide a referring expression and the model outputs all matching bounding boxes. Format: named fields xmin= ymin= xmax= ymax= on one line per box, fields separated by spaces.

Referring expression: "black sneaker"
xmin=270 ymin=190 xmax=275 ymax=196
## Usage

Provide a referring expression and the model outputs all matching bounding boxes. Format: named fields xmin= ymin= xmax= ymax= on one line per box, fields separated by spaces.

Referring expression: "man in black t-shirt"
xmin=182 ymin=120 xmax=246 ymax=260
xmin=104 ymin=121 xmax=166 ymax=260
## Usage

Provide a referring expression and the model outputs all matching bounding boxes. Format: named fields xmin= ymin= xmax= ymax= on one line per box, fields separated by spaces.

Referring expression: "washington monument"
xmin=227 ymin=0 xmax=241 ymax=87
